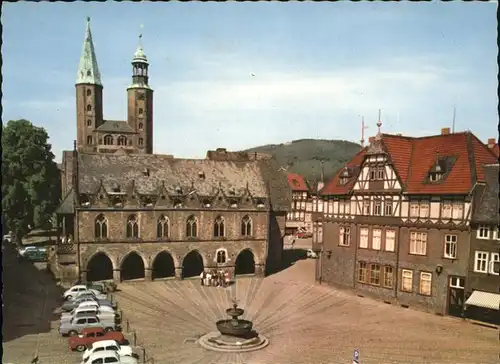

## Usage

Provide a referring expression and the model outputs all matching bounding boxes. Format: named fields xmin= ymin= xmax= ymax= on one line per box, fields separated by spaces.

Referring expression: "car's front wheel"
xmin=66 ymin=295 xmax=72 ymax=301
xmin=105 ymin=327 xmax=114 ymax=332
xmin=68 ymin=330 xmax=78 ymax=336
xmin=76 ymin=344 xmax=86 ymax=352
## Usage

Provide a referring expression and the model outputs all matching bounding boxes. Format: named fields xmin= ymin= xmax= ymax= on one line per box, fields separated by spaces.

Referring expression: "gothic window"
xmin=117 ymin=135 xmax=127 ymax=146
xmin=138 ymin=123 xmax=143 ymax=130
xmin=86 ymin=89 xmax=91 ymax=97
xmin=156 ymin=215 xmax=169 ymax=238
xmin=241 ymin=215 xmax=252 ymax=236
xmin=138 ymin=108 xmax=144 ymax=116
xmin=186 ymin=215 xmax=198 ymax=238
xmin=87 ymin=104 xmax=92 ymax=112
xmin=103 ymin=135 xmax=113 ymax=145
xmin=86 ymin=135 xmax=93 ymax=145
xmin=87 ymin=119 xmax=92 ymax=126
xmin=216 ymin=250 xmax=227 ymax=264
xmin=126 ymin=214 xmax=139 ymax=238
xmin=94 ymin=214 xmax=108 ymax=239
xmin=214 ymin=216 xmax=225 ymax=237
xmin=138 ymin=138 xmax=144 ymax=146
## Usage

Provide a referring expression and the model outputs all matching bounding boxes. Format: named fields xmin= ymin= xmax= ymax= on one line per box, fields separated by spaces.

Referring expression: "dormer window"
xmin=428 ymin=153 xmax=449 ymax=183
xmin=175 ymin=186 xmax=183 ymax=194
xmin=80 ymin=195 xmax=91 ymax=207
xmin=256 ymin=199 xmax=265 ymax=208
xmin=202 ymin=199 xmax=211 ymax=208
xmin=429 ymin=162 xmax=444 ymax=182
xmin=340 ymin=167 xmax=349 ymax=185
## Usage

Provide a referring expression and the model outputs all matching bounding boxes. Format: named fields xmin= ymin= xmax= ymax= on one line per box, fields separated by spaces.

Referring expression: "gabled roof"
xmin=472 ymin=164 xmax=499 ymax=224
xmin=287 ymin=173 xmax=309 ymax=192
xmin=320 ymin=148 xmax=367 ymax=195
xmin=321 ymin=131 xmax=498 ymax=196
xmin=95 ymin=120 xmax=135 ymax=134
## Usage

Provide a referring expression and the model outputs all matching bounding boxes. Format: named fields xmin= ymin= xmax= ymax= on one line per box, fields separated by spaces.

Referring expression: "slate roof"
xmin=321 ymin=132 xmax=498 ymax=196
xmin=287 ymin=173 xmax=309 ymax=192
xmin=56 ymin=188 xmax=75 ymax=214
xmin=70 ymin=152 xmax=289 ymax=212
xmin=95 ymin=120 xmax=135 ymax=133
xmin=472 ymin=164 xmax=499 ymax=224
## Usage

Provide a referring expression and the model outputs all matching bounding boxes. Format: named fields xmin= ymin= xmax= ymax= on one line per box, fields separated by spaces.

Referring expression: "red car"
xmin=68 ymin=327 xmax=126 ymax=352
xmin=297 ymin=232 xmax=312 ymax=239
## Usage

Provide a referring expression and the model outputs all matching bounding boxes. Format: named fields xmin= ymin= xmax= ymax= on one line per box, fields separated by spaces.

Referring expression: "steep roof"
xmin=472 ymin=164 xmax=499 ymax=224
xmin=95 ymin=120 xmax=135 ymax=134
xmin=69 ymin=152 xmax=289 ymax=212
xmin=56 ymin=188 xmax=75 ymax=214
xmin=76 ymin=18 xmax=102 ymax=86
xmin=287 ymin=173 xmax=309 ymax=192
xmin=321 ymin=131 xmax=498 ymax=196
xmin=320 ymin=148 xmax=367 ymax=195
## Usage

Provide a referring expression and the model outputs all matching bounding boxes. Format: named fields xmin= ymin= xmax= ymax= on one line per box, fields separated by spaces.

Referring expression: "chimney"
xmin=368 ymin=136 xmax=375 ymax=144
xmin=441 ymin=127 xmax=450 ymax=135
xmin=487 ymin=138 xmax=496 ymax=148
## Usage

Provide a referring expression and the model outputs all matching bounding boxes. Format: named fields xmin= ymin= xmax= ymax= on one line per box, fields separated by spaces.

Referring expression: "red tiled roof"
xmin=320 ymin=148 xmax=367 ymax=195
xmin=287 ymin=173 xmax=309 ymax=192
xmin=321 ymin=132 xmax=498 ymax=196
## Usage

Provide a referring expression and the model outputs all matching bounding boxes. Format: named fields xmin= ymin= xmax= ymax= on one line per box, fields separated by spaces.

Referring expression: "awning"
xmin=465 ymin=290 xmax=500 ymax=310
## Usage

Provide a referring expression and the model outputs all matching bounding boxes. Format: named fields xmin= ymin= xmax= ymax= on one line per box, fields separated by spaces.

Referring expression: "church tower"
xmin=127 ymin=35 xmax=154 ymax=154
xmin=75 ymin=17 xmax=103 ymax=152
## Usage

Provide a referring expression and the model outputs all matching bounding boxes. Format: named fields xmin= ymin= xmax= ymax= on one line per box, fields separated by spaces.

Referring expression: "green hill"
xmin=244 ymin=139 xmax=362 ymax=186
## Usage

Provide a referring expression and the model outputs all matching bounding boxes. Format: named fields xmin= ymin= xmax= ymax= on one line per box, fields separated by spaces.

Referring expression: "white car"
xmin=61 ymin=306 xmax=116 ymax=323
xmin=68 ymin=301 xmax=116 ymax=313
xmin=18 ymin=245 xmax=47 ymax=257
xmin=82 ymin=340 xmax=133 ymax=363
xmin=63 ymin=285 xmax=90 ymax=300
xmin=3 ymin=234 xmax=12 ymax=243
xmin=306 ymin=249 xmax=318 ymax=259
xmin=84 ymin=350 xmax=138 ymax=364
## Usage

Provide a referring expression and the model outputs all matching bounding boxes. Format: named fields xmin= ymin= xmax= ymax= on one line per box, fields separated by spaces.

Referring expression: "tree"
xmin=2 ymin=119 xmax=61 ymax=239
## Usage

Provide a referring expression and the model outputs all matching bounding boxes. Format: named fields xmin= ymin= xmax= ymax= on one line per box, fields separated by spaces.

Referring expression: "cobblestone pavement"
xmin=113 ymin=259 xmax=499 ymax=364
xmin=2 ymin=244 xmax=81 ymax=364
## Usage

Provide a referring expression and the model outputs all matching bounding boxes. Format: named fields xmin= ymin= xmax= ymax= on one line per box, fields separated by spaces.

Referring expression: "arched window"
xmin=103 ymin=135 xmax=113 ymax=145
xmin=138 ymin=108 xmax=144 ymax=115
xmin=241 ymin=215 xmax=252 ymax=236
xmin=138 ymin=123 xmax=143 ymax=130
xmin=214 ymin=216 xmax=225 ymax=237
xmin=138 ymin=138 xmax=144 ymax=146
xmin=87 ymin=104 xmax=92 ymax=112
xmin=87 ymin=119 xmax=92 ymax=126
xmin=117 ymin=135 xmax=127 ymax=146
xmin=216 ymin=250 xmax=227 ymax=264
xmin=94 ymin=214 xmax=108 ymax=238
xmin=86 ymin=89 xmax=92 ymax=97
xmin=86 ymin=135 xmax=93 ymax=145
xmin=126 ymin=214 xmax=139 ymax=238
xmin=186 ymin=215 xmax=197 ymax=238
xmin=157 ymin=215 xmax=169 ymax=238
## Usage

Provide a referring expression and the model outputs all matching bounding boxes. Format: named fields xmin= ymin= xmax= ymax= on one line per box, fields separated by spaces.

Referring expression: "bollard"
xmin=133 ymin=331 xmax=137 ymax=346
xmin=141 ymin=347 xmax=146 ymax=364
xmin=126 ymin=319 xmax=130 ymax=333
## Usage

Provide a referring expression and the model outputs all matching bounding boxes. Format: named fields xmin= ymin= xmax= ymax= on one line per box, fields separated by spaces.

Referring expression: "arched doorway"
xmin=235 ymin=249 xmax=256 ymax=275
xmin=87 ymin=252 xmax=113 ymax=282
xmin=182 ymin=250 xmax=204 ymax=278
xmin=152 ymin=251 xmax=176 ymax=279
xmin=120 ymin=251 xmax=145 ymax=281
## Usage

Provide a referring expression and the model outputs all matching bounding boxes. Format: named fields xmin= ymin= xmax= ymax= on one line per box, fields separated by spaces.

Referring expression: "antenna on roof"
xmin=360 ymin=116 xmax=368 ymax=147
xmin=375 ymin=109 xmax=382 ymax=139
xmin=452 ymin=105 xmax=456 ymax=134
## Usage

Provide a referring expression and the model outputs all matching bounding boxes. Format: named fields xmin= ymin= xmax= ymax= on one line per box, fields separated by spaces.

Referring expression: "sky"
xmin=2 ymin=2 xmax=498 ymax=161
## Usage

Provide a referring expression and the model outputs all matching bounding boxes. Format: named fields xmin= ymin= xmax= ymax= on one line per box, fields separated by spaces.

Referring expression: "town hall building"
xmin=54 ymin=18 xmax=290 ymax=284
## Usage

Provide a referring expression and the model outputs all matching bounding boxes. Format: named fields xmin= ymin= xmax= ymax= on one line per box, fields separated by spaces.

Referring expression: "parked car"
xmin=62 ymin=296 xmax=115 ymax=312
xmin=62 ymin=304 xmax=116 ymax=320
xmin=86 ymin=281 xmax=118 ymax=294
xmin=61 ymin=308 xmax=117 ymax=325
xmin=22 ymin=247 xmax=49 ymax=262
xmin=82 ymin=340 xmax=133 ymax=363
xmin=297 ymin=232 xmax=313 ymax=239
xmin=59 ymin=315 xmax=118 ymax=336
xmin=3 ymin=234 xmax=12 ymax=243
xmin=69 ymin=289 xmax=108 ymax=301
xmin=18 ymin=245 xmax=47 ymax=256
xmin=84 ymin=351 xmax=138 ymax=364
xmin=306 ymin=249 xmax=318 ymax=259
xmin=68 ymin=327 xmax=126 ymax=352
xmin=64 ymin=285 xmax=93 ymax=300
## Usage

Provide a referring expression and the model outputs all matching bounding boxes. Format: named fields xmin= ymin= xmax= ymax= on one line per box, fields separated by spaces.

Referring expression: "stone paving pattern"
xmin=113 ymin=259 xmax=499 ymax=364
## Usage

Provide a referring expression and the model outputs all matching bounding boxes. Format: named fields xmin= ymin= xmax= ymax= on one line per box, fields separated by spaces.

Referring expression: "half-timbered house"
xmin=313 ymin=127 xmax=498 ymax=316
xmin=285 ymin=173 xmax=311 ymax=234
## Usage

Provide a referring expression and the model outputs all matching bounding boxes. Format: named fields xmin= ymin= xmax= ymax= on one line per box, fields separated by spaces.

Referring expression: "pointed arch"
xmin=157 ymin=215 xmax=169 ymax=238
xmin=117 ymin=135 xmax=127 ymax=146
xmin=241 ymin=215 xmax=252 ymax=237
xmin=234 ymin=249 xmax=256 ymax=275
xmin=94 ymin=214 xmax=108 ymax=239
xmin=126 ymin=214 xmax=139 ymax=238
xmin=152 ymin=251 xmax=175 ymax=279
xmin=120 ymin=251 xmax=146 ymax=281
xmin=86 ymin=251 xmax=114 ymax=281
xmin=186 ymin=215 xmax=198 ymax=238
xmin=103 ymin=135 xmax=114 ymax=145
xmin=213 ymin=215 xmax=225 ymax=237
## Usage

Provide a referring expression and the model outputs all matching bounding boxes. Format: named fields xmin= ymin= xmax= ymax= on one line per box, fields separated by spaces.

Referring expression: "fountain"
xmin=197 ymin=298 xmax=269 ymax=353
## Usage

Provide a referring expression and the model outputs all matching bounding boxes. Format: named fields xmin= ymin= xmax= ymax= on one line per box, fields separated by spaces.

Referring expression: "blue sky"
xmin=3 ymin=2 xmax=498 ymax=160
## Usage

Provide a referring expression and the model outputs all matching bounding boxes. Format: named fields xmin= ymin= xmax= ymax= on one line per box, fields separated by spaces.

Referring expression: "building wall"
xmin=76 ymin=84 xmax=103 ymax=152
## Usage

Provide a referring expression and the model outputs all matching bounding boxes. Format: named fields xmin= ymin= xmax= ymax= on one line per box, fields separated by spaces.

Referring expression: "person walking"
xmin=200 ymin=271 xmax=204 ymax=286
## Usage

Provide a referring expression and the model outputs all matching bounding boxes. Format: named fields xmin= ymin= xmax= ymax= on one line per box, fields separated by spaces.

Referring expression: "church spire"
xmin=76 ymin=17 xmax=102 ymax=86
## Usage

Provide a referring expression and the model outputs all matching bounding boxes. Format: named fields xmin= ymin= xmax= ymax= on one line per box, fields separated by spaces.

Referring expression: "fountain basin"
xmin=197 ymin=331 xmax=269 ymax=353
xmin=216 ymin=319 xmax=253 ymax=337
